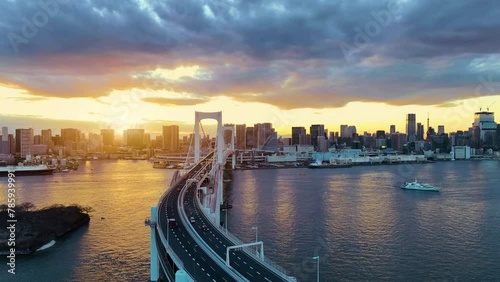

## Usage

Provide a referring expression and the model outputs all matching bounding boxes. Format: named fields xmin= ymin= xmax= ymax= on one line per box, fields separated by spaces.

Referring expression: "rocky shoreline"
xmin=0 ymin=204 xmax=91 ymax=255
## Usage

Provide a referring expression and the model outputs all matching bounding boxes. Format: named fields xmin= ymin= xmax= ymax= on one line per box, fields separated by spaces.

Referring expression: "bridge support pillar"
xmin=194 ymin=111 xmax=223 ymax=164
xmin=148 ymin=206 xmax=159 ymax=282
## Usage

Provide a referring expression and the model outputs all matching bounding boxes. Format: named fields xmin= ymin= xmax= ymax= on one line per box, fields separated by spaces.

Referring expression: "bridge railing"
xmin=216 ymin=224 xmax=291 ymax=277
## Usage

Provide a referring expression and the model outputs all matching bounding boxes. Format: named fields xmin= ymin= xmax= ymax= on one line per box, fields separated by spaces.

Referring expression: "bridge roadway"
xmin=158 ymin=153 xmax=238 ymax=281
xmin=157 ymin=152 xmax=292 ymax=281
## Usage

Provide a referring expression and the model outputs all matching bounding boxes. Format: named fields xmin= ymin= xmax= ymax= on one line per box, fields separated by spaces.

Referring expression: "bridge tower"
xmin=194 ymin=111 xmax=223 ymax=164
xmin=194 ymin=111 xmax=224 ymax=226
xmin=223 ymin=125 xmax=236 ymax=169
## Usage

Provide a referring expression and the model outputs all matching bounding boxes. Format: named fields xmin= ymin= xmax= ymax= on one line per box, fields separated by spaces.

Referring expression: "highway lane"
xmin=183 ymin=181 xmax=291 ymax=282
xmin=158 ymin=156 xmax=239 ymax=282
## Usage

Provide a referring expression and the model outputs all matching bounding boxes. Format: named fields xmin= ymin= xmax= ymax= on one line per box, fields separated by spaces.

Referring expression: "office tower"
xmin=223 ymin=124 xmax=235 ymax=147
xmin=101 ymin=129 xmax=114 ymax=146
xmin=310 ymin=124 xmax=325 ymax=149
xmin=15 ymin=128 xmax=34 ymax=158
xmin=162 ymin=125 xmax=179 ymax=151
xmin=2 ymin=127 xmax=9 ymax=154
xmin=291 ymin=127 xmax=306 ymax=145
xmin=41 ymin=129 xmax=54 ymax=149
xmin=438 ymin=125 xmax=445 ymax=135
xmin=472 ymin=110 xmax=497 ymax=148
xmin=340 ymin=125 xmax=349 ymax=138
xmin=253 ymin=123 xmax=274 ymax=149
xmin=61 ymin=128 xmax=80 ymax=143
xmin=416 ymin=123 xmax=424 ymax=141
xmin=406 ymin=113 xmax=416 ymax=142
xmin=348 ymin=126 xmax=357 ymax=138
xmin=34 ymin=135 xmax=41 ymax=145
xmin=376 ymin=130 xmax=386 ymax=139
xmin=390 ymin=125 xmax=396 ymax=134
xmin=126 ymin=129 xmax=145 ymax=148
xmin=245 ymin=127 xmax=254 ymax=149
xmin=235 ymin=124 xmax=246 ymax=150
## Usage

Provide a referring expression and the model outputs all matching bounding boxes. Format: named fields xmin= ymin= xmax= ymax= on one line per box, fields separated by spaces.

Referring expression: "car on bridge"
xmin=190 ymin=216 xmax=195 ymax=223
xmin=168 ymin=218 xmax=177 ymax=228
xmin=201 ymin=224 xmax=209 ymax=231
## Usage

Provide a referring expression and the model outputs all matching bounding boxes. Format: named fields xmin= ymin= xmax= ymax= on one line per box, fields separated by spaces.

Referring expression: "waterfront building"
xmin=2 ymin=126 xmax=9 ymax=154
xmin=32 ymin=144 xmax=48 ymax=155
xmin=162 ymin=125 xmax=179 ymax=151
xmin=245 ymin=127 xmax=254 ymax=149
xmin=101 ymin=129 xmax=114 ymax=146
xmin=15 ymin=128 xmax=34 ymax=158
xmin=291 ymin=127 xmax=306 ymax=145
xmin=472 ymin=111 xmax=497 ymax=148
xmin=235 ymin=124 xmax=246 ymax=150
xmin=391 ymin=132 xmax=407 ymax=153
xmin=406 ymin=113 xmax=416 ymax=142
xmin=348 ymin=126 xmax=357 ymax=138
xmin=61 ymin=128 xmax=81 ymax=143
xmin=317 ymin=136 xmax=328 ymax=152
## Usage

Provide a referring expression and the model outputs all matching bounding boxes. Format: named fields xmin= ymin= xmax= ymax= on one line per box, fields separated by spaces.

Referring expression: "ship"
xmin=308 ymin=160 xmax=351 ymax=169
xmin=0 ymin=163 xmax=55 ymax=176
xmin=400 ymin=179 xmax=440 ymax=192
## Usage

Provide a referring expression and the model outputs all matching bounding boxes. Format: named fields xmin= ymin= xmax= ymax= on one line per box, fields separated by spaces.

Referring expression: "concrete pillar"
xmin=149 ymin=206 xmax=159 ymax=282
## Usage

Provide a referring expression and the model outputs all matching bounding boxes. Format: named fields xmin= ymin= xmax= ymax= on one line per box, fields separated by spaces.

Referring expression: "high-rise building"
xmin=391 ymin=133 xmax=407 ymax=152
xmin=416 ymin=123 xmax=424 ymax=141
xmin=406 ymin=113 xmax=416 ymax=142
xmin=340 ymin=125 xmax=349 ymax=138
xmin=438 ymin=125 xmax=445 ymax=135
xmin=245 ymin=127 xmax=254 ymax=149
xmin=253 ymin=123 xmax=274 ymax=149
xmin=223 ymin=124 xmax=235 ymax=147
xmin=162 ymin=125 xmax=179 ymax=151
xmin=235 ymin=124 xmax=246 ymax=150
xmin=61 ymin=128 xmax=80 ymax=143
xmin=126 ymin=129 xmax=145 ymax=148
xmin=390 ymin=125 xmax=396 ymax=134
xmin=34 ymin=135 xmax=41 ymax=145
xmin=291 ymin=127 xmax=306 ymax=145
xmin=101 ymin=129 xmax=114 ymax=146
xmin=376 ymin=130 xmax=386 ymax=139
xmin=347 ymin=126 xmax=357 ymax=138
xmin=310 ymin=124 xmax=325 ymax=149
xmin=2 ymin=126 xmax=9 ymax=154
xmin=472 ymin=111 xmax=497 ymax=148
xmin=15 ymin=128 xmax=34 ymax=158
xmin=41 ymin=129 xmax=53 ymax=149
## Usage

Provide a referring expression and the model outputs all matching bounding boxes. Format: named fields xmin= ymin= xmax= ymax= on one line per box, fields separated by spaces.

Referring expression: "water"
xmin=0 ymin=160 xmax=171 ymax=282
xmin=227 ymin=160 xmax=500 ymax=281
xmin=1 ymin=160 xmax=500 ymax=281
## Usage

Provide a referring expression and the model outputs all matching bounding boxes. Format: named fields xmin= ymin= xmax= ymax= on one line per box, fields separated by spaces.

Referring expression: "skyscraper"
xmin=416 ymin=123 xmax=424 ymax=141
xmin=438 ymin=125 xmax=445 ymax=135
xmin=162 ymin=125 xmax=179 ymax=151
xmin=291 ymin=127 xmax=306 ymax=145
xmin=245 ymin=127 xmax=254 ymax=149
xmin=101 ymin=129 xmax=114 ymax=146
xmin=2 ymin=127 xmax=9 ymax=154
xmin=127 ymin=129 xmax=145 ymax=148
xmin=235 ymin=124 xmax=246 ymax=150
xmin=310 ymin=124 xmax=325 ymax=149
xmin=223 ymin=124 xmax=235 ymax=147
xmin=15 ymin=128 xmax=34 ymax=158
xmin=390 ymin=125 xmax=396 ymax=134
xmin=406 ymin=113 xmax=416 ymax=142
xmin=340 ymin=125 xmax=349 ymax=138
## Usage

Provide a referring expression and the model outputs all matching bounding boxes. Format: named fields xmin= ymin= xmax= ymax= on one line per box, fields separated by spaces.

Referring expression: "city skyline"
xmin=2 ymin=1 xmax=500 ymax=135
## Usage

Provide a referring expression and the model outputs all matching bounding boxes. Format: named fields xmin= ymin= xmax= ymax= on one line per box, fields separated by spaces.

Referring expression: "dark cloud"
xmin=1 ymin=0 xmax=500 ymax=108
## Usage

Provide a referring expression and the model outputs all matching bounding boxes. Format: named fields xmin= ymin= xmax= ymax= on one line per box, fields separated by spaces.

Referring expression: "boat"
xmin=400 ymin=179 xmax=440 ymax=191
xmin=308 ymin=160 xmax=351 ymax=169
xmin=0 ymin=163 xmax=55 ymax=176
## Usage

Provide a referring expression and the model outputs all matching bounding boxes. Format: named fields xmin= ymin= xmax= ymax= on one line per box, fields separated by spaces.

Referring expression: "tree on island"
xmin=18 ymin=202 xmax=36 ymax=212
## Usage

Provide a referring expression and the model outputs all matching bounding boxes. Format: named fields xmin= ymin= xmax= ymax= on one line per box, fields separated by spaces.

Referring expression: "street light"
xmin=251 ymin=226 xmax=258 ymax=255
xmin=312 ymin=256 xmax=319 ymax=282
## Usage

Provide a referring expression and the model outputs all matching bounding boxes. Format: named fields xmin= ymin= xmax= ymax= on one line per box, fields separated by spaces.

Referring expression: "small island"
xmin=0 ymin=203 xmax=92 ymax=255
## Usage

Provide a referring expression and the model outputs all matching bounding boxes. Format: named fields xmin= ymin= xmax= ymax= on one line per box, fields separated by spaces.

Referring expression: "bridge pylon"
xmin=145 ymin=206 xmax=159 ymax=282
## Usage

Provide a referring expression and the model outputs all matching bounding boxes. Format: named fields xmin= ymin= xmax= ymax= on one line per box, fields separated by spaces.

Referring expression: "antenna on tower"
xmin=427 ymin=112 xmax=429 ymax=131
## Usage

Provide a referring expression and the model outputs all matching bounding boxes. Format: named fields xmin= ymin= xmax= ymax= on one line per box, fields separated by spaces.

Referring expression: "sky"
xmin=1 ymin=0 xmax=500 ymax=137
